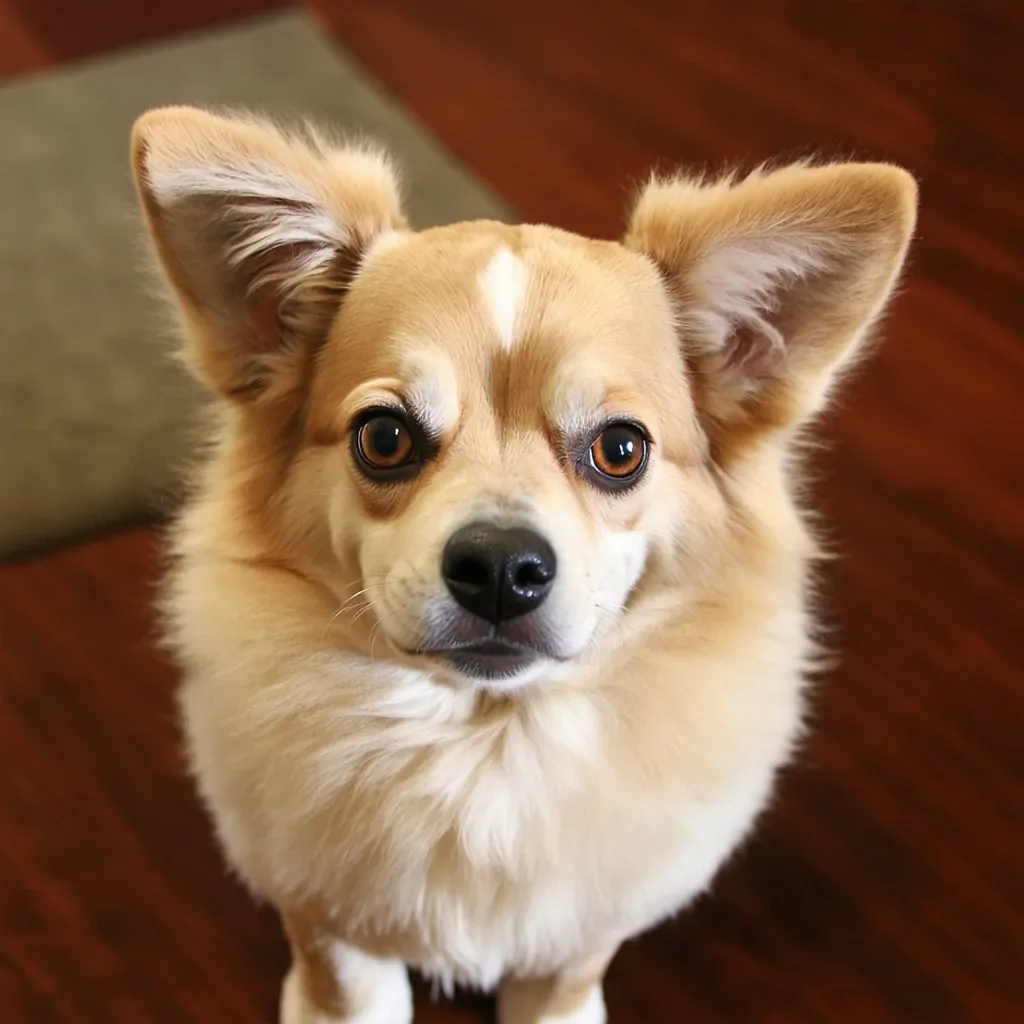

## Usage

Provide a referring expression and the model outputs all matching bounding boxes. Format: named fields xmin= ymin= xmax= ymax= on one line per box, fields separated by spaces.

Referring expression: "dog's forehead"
xmin=312 ymin=221 xmax=682 ymax=433
xmin=349 ymin=223 xmax=663 ymax=351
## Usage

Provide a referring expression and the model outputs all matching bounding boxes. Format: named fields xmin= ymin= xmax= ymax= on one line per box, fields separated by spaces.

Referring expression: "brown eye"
xmin=588 ymin=423 xmax=648 ymax=484
xmin=355 ymin=414 xmax=416 ymax=473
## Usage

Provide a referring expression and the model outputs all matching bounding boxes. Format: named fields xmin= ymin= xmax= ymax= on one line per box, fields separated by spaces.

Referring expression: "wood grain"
xmin=4 ymin=0 xmax=284 ymax=75
xmin=1 ymin=2 xmax=1021 ymax=1021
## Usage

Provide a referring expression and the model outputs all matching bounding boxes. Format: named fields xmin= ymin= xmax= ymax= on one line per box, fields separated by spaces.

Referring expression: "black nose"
xmin=442 ymin=523 xmax=557 ymax=625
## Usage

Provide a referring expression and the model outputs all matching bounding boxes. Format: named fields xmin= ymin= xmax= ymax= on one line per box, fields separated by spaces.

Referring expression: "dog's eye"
xmin=587 ymin=423 xmax=648 ymax=486
xmin=355 ymin=413 xmax=416 ymax=474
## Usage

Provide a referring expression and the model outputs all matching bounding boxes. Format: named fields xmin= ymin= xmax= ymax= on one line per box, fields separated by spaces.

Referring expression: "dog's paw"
xmin=548 ymin=988 xmax=606 ymax=1024
xmin=280 ymin=968 xmax=342 ymax=1024
xmin=498 ymin=980 xmax=606 ymax=1024
xmin=280 ymin=967 xmax=321 ymax=1024
xmin=279 ymin=962 xmax=413 ymax=1024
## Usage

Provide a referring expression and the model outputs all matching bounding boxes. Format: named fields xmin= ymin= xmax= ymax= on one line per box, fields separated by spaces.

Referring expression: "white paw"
xmin=279 ymin=954 xmax=413 ymax=1024
xmin=280 ymin=968 xmax=312 ymax=1023
xmin=346 ymin=966 xmax=413 ymax=1024
xmin=539 ymin=988 xmax=606 ymax=1024
xmin=499 ymin=982 xmax=606 ymax=1024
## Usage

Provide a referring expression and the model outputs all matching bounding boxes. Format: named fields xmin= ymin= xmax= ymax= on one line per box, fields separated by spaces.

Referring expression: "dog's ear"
xmin=624 ymin=162 xmax=917 ymax=453
xmin=132 ymin=106 xmax=406 ymax=400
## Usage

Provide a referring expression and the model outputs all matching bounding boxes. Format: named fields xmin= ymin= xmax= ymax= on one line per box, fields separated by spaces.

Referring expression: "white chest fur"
xmin=181 ymin=645 xmax=803 ymax=992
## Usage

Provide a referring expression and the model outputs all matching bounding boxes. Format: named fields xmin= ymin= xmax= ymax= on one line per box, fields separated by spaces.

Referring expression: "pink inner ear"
xmin=243 ymin=284 xmax=286 ymax=353
xmin=235 ymin=238 xmax=331 ymax=353
xmin=722 ymin=320 xmax=785 ymax=388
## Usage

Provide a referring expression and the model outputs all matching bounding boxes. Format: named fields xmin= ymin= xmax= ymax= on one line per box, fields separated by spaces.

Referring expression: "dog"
xmin=131 ymin=106 xmax=916 ymax=1023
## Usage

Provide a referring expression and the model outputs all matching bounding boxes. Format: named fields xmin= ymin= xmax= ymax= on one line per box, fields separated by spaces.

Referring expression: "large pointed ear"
xmin=624 ymin=162 xmax=917 ymax=451
xmin=131 ymin=106 xmax=406 ymax=400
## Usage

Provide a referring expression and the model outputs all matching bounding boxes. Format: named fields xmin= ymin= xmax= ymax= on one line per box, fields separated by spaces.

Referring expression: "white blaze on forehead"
xmin=479 ymin=247 xmax=526 ymax=350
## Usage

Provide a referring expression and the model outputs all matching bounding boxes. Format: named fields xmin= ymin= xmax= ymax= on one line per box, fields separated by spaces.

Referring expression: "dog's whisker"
xmin=318 ymin=577 xmax=389 ymax=643
xmin=348 ymin=601 xmax=377 ymax=628
xmin=368 ymin=620 xmax=387 ymax=662
xmin=333 ymin=588 xmax=373 ymax=618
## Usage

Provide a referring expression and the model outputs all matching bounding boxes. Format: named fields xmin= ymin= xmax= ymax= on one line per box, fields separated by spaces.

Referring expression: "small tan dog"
xmin=132 ymin=106 xmax=916 ymax=1024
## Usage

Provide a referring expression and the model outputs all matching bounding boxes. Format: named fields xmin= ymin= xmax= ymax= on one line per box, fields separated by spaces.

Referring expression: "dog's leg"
xmin=279 ymin=911 xmax=413 ymax=1024
xmin=497 ymin=949 xmax=616 ymax=1024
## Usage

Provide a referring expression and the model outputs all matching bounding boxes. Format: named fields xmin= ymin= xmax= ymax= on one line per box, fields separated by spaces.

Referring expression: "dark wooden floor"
xmin=1 ymin=2 xmax=1021 ymax=1021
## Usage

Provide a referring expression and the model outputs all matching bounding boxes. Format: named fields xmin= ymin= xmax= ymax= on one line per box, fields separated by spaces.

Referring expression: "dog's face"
xmin=306 ymin=224 xmax=711 ymax=683
xmin=133 ymin=108 xmax=917 ymax=690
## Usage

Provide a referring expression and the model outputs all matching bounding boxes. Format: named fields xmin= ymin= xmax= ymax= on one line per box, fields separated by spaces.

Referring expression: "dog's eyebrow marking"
xmin=402 ymin=352 xmax=460 ymax=438
xmin=546 ymin=368 xmax=607 ymax=439
xmin=479 ymin=247 xmax=526 ymax=350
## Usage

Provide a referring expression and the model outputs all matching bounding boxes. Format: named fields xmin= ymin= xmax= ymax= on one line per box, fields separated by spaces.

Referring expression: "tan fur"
xmin=131 ymin=107 xmax=917 ymax=1023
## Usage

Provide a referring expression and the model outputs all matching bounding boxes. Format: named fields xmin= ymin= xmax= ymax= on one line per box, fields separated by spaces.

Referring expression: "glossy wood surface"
xmin=1 ymin=2 xmax=1021 ymax=1021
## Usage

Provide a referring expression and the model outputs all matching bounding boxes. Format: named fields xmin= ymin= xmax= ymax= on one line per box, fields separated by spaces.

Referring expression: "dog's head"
xmin=133 ymin=108 xmax=916 ymax=690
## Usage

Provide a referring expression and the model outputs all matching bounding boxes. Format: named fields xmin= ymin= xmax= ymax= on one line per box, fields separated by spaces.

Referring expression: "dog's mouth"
xmin=413 ymin=638 xmax=542 ymax=680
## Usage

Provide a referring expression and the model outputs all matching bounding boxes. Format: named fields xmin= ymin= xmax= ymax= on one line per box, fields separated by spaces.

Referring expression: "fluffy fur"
xmin=131 ymin=106 xmax=917 ymax=1023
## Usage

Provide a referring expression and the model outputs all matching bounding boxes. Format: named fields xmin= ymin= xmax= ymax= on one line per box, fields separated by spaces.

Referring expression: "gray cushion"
xmin=0 ymin=11 xmax=511 ymax=558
